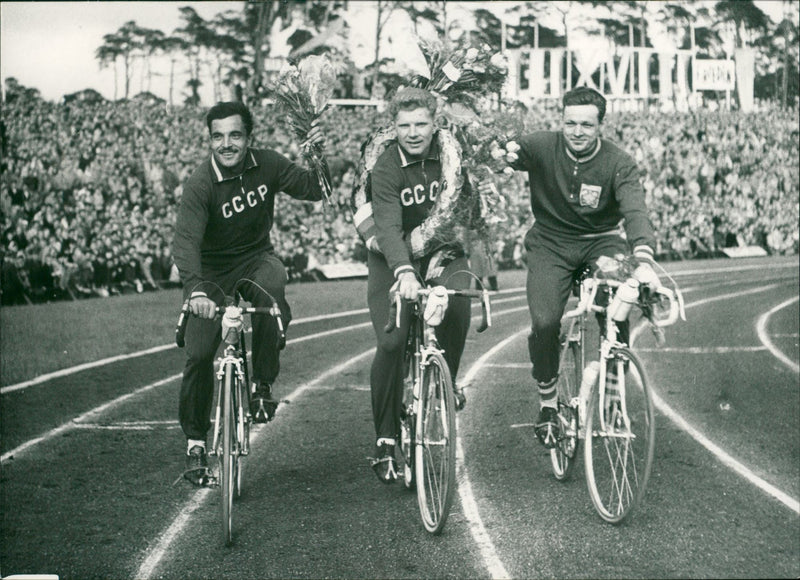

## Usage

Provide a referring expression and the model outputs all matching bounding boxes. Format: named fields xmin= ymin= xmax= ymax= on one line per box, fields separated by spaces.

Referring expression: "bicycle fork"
xmin=210 ymin=353 xmax=247 ymax=458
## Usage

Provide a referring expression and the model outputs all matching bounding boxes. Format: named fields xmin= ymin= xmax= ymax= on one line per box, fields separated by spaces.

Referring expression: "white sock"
xmin=187 ymin=439 xmax=206 ymax=454
xmin=376 ymin=437 xmax=396 ymax=447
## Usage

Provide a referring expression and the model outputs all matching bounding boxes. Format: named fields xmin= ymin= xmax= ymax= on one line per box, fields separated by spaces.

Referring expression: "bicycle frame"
xmin=210 ymin=338 xmax=249 ymax=460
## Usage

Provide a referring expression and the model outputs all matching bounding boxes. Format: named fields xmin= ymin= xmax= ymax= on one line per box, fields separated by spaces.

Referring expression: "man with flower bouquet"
xmin=363 ymin=87 xmax=497 ymax=484
xmin=172 ymin=100 xmax=330 ymax=485
xmin=496 ymin=87 xmax=662 ymax=449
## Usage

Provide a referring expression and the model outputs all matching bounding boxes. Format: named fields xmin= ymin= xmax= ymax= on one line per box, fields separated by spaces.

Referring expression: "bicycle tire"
xmin=584 ymin=347 xmax=655 ymax=524
xmin=400 ymin=354 xmax=416 ymax=490
xmin=221 ymin=363 xmax=235 ymax=545
xmin=415 ymin=351 xmax=456 ymax=534
xmin=551 ymin=337 xmax=582 ymax=481
xmin=235 ymin=376 xmax=247 ymax=499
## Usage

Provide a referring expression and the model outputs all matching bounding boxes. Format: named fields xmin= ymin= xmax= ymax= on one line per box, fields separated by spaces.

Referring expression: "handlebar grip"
xmin=175 ymin=300 xmax=190 ymax=348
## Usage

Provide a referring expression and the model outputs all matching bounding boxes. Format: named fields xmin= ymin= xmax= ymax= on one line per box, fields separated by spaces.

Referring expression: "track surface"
xmin=2 ymin=256 xmax=798 ymax=579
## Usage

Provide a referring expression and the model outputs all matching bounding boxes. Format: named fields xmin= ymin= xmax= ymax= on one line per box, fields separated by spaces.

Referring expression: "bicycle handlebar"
xmin=175 ymin=301 xmax=282 ymax=348
xmin=383 ymin=287 xmax=492 ymax=334
xmin=563 ymin=277 xmax=685 ymax=327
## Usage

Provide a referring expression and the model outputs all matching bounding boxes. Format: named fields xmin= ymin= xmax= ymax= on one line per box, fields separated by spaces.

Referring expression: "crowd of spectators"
xmin=1 ymin=85 xmax=797 ymax=305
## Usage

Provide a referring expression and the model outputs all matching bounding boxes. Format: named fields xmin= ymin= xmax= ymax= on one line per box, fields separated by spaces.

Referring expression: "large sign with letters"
xmin=504 ymin=47 xmax=751 ymax=110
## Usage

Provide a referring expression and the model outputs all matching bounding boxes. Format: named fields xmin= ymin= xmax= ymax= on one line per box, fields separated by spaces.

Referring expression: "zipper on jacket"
xmin=239 ymin=174 xmax=245 ymax=196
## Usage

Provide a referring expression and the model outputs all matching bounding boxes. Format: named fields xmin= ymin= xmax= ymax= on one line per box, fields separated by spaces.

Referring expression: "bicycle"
xmin=384 ymin=277 xmax=492 ymax=534
xmin=175 ymin=283 xmax=284 ymax=546
xmin=549 ymin=260 xmax=685 ymax=524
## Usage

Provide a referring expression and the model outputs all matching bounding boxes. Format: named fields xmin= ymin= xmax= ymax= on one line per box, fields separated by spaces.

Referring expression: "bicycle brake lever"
xmin=175 ymin=300 xmax=190 ymax=348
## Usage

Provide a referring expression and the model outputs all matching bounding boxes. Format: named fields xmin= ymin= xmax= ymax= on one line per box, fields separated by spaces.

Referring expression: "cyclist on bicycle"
xmin=366 ymin=88 xmax=481 ymax=483
xmin=172 ymin=101 xmax=329 ymax=485
xmin=499 ymin=87 xmax=660 ymax=449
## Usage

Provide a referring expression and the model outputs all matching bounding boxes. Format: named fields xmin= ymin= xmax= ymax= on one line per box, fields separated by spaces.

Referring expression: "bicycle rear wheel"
xmin=584 ymin=347 xmax=655 ymax=524
xmin=235 ymin=376 xmax=247 ymax=499
xmin=415 ymin=352 xmax=456 ymax=534
xmin=400 ymin=355 xmax=416 ymax=490
xmin=221 ymin=364 xmax=236 ymax=545
xmin=551 ymin=337 xmax=582 ymax=481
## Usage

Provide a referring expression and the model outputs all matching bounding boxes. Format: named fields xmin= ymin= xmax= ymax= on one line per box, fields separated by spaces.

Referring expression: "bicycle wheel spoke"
xmin=415 ymin=353 xmax=456 ymax=534
xmin=585 ymin=348 xmax=655 ymax=524
xmin=551 ymin=338 xmax=581 ymax=481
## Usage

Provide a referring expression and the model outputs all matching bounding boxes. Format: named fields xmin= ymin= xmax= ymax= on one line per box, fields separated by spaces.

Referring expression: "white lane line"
xmin=0 ymin=307 xmax=373 ymax=395
xmin=72 ymin=424 xmax=183 ymax=431
xmin=135 ymin=347 xmax=376 ymax=580
xmin=0 ymin=322 xmax=372 ymax=463
xmin=635 ymin=346 xmax=768 ymax=354
xmin=755 ymin=296 xmax=800 ymax=373
xmin=484 ymin=363 xmax=530 ymax=368
xmin=651 ymin=388 xmax=800 ymax=514
xmin=6 ymin=260 xmax=793 ymax=395
xmin=670 ymin=261 xmax=799 ymax=277
xmin=631 ymin=282 xmax=800 ymax=514
xmin=457 ymin=329 xmax=527 ymax=580
xmin=1 ymin=375 xmax=178 ymax=463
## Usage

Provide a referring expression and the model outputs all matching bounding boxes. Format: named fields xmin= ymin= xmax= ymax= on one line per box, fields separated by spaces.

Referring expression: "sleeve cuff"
xmin=394 ymin=265 xmax=415 ymax=279
xmin=633 ymin=245 xmax=655 ymax=262
xmin=190 ymin=291 xmax=208 ymax=298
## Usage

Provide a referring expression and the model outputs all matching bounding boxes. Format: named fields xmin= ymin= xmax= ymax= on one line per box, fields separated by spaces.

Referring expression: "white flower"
xmin=505 ymin=140 xmax=520 ymax=153
xmin=490 ymin=53 xmax=508 ymax=70
xmin=503 ymin=166 xmax=515 ymax=176
xmin=465 ymin=47 xmax=479 ymax=61
xmin=491 ymin=147 xmax=506 ymax=161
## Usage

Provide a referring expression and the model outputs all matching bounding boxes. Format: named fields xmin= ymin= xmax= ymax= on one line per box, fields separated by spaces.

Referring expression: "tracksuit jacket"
xmin=370 ymin=136 xmax=460 ymax=277
xmin=172 ymin=148 xmax=324 ymax=297
xmin=511 ymin=131 xmax=656 ymax=256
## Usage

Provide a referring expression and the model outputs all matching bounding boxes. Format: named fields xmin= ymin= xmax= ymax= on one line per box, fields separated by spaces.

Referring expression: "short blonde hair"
xmin=388 ymin=87 xmax=437 ymax=120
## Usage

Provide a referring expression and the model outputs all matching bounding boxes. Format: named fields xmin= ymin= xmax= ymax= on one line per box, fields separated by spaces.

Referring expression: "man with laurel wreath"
xmin=172 ymin=101 xmax=329 ymax=486
xmin=365 ymin=88 xmax=478 ymax=484
xmin=501 ymin=87 xmax=661 ymax=449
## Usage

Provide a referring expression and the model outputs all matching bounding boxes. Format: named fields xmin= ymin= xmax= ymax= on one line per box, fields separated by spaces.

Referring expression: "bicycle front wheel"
xmin=221 ymin=364 xmax=236 ymax=545
xmin=551 ymin=337 xmax=582 ymax=481
xmin=415 ymin=352 xmax=456 ymax=534
xmin=584 ymin=347 xmax=655 ymax=524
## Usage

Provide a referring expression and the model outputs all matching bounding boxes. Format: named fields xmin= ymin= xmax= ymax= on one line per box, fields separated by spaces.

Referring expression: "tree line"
xmin=89 ymin=0 xmax=798 ymax=107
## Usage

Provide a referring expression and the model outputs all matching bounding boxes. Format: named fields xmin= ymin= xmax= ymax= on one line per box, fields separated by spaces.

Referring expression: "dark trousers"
xmin=367 ymin=251 xmax=471 ymax=441
xmin=179 ymin=252 xmax=290 ymax=441
xmin=524 ymin=226 xmax=628 ymax=384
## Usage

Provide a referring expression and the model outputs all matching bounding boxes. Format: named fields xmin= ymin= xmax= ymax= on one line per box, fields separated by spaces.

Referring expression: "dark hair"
xmin=388 ymin=87 xmax=437 ymax=120
xmin=562 ymin=87 xmax=607 ymax=123
xmin=206 ymin=101 xmax=254 ymax=136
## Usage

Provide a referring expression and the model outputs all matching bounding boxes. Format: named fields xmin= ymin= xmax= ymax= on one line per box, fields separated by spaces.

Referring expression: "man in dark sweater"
xmin=504 ymin=87 xmax=660 ymax=448
xmin=367 ymin=88 xmax=474 ymax=483
xmin=172 ymin=101 xmax=328 ymax=485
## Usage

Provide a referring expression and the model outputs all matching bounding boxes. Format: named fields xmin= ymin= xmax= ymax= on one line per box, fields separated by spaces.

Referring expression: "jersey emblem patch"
xmin=579 ymin=184 xmax=602 ymax=208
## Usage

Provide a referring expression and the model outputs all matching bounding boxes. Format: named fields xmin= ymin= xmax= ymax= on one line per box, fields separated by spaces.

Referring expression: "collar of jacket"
xmin=210 ymin=149 xmax=259 ymax=182
xmin=564 ymin=137 xmax=602 ymax=163
xmin=397 ymin=134 xmax=440 ymax=167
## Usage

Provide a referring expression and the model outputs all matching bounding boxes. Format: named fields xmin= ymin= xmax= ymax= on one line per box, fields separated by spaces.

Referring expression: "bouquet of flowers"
xmin=270 ymin=55 xmax=337 ymax=203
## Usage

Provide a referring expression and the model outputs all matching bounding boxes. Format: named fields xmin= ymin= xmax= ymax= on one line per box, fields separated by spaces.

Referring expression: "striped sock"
xmin=538 ymin=377 xmax=558 ymax=409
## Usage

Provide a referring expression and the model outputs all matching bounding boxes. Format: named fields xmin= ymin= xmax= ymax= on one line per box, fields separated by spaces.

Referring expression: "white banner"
xmin=693 ymin=59 xmax=736 ymax=91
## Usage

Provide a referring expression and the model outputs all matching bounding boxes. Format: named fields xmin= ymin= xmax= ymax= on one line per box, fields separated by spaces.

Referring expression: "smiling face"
xmin=209 ymin=115 xmax=251 ymax=170
xmin=394 ymin=107 xmax=435 ymax=158
xmin=562 ymin=104 xmax=602 ymax=155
